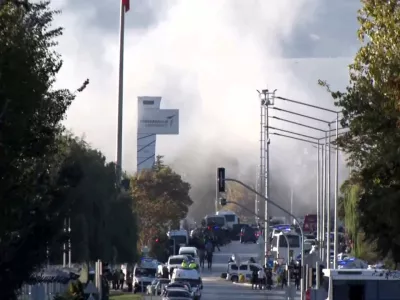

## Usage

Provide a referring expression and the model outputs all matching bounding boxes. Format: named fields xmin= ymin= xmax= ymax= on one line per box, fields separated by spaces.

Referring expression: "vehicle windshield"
xmin=134 ymin=268 xmax=156 ymax=277
xmin=174 ymin=278 xmax=201 ymax=286
xmin=279 ymin=235 xmax=300 ymax=247
xmin=205 ymin=216 xmax=225 ymax=226
xmin=180 ymin=252 xmax=194 ymax=257
xmin=224 ymin=215 xmax=236 ymax=222
xmin=169 ymin=258 xmax=185 ymax=265
xmin=170 ymin=235 xmax=187 ymax=245
xmin=167 ymin=290 xmax=191 ymax=297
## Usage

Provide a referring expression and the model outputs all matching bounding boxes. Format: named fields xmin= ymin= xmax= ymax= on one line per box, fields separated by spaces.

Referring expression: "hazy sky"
xmin=50 ymin=0 xmax=361 ymax=214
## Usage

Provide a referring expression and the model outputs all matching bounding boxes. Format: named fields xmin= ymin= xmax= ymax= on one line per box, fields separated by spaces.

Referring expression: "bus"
xmin=204 ymin=215 xmax=227 ymax=229
xmin=216 ymin=210 xmax=239 ymax=229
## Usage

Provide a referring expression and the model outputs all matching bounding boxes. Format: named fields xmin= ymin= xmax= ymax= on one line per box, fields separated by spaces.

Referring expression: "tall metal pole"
xmin=63 ymin=218 xmax=66 ymax=267
xmin=333 ymin=115 xmax=339 ymax=268
xmin=326 ymin=124 xmax=331 ymax=268
xmin=116 ymin=0 xmax=126 ymax=185
xmin=321 ymin=141 xmax=326 ymax=261
xmin=68 ymin=217 xmax=71 ymax=268
xmin=260 ymin=99 xmax=265 ymax=226
xmin=255 ymin=166 xmax=259 ymax=224
xmin=290 ymin=188 xmax=294 ymax=225
xmin=263 ymin=99 xmax=270 ymax=268
xmin=215 ymin=172 xmax=219 ymax=213
xmin=316 ymin=142 xmax=320 ymax=255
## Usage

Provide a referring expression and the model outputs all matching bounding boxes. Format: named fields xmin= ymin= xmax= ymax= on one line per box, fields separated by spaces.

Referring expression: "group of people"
xmin=198 ymin=236 xmax=217 ymax=270
xmin=192 ymin=230 xmax=221 ymax=271
xmin=181 ymin=258 xmax=198 ymax=269
xmin=109 ymin=269 xmax=126 ymax=290
xmin=250 ymin=264 xmax=301 ymax=291
xmin=251 ymin=266 xmax=274 ymax=290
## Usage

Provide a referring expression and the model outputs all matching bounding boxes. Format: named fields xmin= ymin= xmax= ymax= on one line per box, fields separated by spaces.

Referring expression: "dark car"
xmin=230 ymin=224 xmax=246 ymax=241
xmin=240 ymin=226 xmax=257 ymax=243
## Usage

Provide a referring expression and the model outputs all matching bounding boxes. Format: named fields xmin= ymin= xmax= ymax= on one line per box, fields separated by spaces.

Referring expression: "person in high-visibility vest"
xmin=188 ymin=261 xmax=197 ymax=269
xmin=181 ymin=259 xmax=189 ymax=268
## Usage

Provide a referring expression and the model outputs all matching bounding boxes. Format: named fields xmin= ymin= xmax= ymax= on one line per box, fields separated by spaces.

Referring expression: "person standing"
xmin=119 ymin=269 xmax=125 ymax=290
xmin=205 ymin=240 xmax=213 ymax=270
xmin=257 ymin=267 xmax=265 ymax=289
xmin=251 ymin=268 xmax=258 ymax=289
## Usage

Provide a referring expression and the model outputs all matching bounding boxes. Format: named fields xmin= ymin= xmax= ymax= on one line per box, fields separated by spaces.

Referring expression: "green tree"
xmin=322 ymin=0 xmax=400 ymax=265
xmin=131 ymin=156 xmax=193 ymax=251
xmin=50 ymin=136 xmax=138 ymax=264
xmin=224 ymin=182 xmax=257 ymax=218
xmin=0 ymin=1 xmax=87 ymax=297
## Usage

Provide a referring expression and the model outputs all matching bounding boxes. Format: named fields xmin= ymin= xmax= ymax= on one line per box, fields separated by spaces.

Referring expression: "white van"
xmin=178 ymin=247 xmax=200 ymax=265
xmin=226 ymin=261 xmax=263 ymax=282
xmin=167 ymin=230 xmax=189 ymax=248
xmin=204 ymin=215 xmax=227 ymax=229
xmin=171 ymin=268 xmax=203 ymax=300
xmin=216 ymin=210 xmax=239 ymax=229
xmin=271 ymin=232 xmax=301 ymax=264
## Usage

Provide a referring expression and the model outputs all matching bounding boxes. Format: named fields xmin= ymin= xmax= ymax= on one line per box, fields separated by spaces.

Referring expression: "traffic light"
xmin=155 ymin=238 xmax=159 ymax=243
xmin=220 ymin=197 xmax=227 ymax=206
xmin=217 ymin=167 xmax=225 ymax=192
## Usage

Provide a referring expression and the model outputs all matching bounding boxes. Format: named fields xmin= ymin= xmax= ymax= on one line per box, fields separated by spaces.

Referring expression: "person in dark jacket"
xmin=251 ymin=268 xmax=258 ymax=289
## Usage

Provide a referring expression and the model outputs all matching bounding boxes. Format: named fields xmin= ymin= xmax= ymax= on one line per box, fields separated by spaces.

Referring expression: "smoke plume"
xmin=56 ymin=0 xmax=357 ymax=220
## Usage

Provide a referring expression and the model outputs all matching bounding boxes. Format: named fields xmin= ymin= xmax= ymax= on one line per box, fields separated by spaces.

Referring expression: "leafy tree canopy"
xmin=323 ymin=0 xmax=400 ymax=264
xmin=48 ymin=136 xmax=138 ymax=264
xmin=224 ymin=182 xmax=258 ymax=219
xmin=131 ymin=156 xmax=193 ymax=251
xmin=0 ymin=1 xmax=88 ymax=298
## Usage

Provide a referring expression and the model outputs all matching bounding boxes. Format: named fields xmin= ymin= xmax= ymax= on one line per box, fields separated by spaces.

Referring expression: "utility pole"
xmin=255 ymin=165 xmax=260 ymax=224
xmin=290 ymin=188 xmax=294 ymax=224
xmin=258 ymin=89 xmax=276 ymax=267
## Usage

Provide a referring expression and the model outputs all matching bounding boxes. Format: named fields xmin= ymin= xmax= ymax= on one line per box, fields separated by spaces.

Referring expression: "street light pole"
xmin=326 ymin=124 xmax=331 ymax=268
xmin=255 ymin=166 xmax=260 ymax=224
xmin=333 ymin=114 xmax=339 ymax=268
xmin=316 ymin=141 xmax=320 ymax=258
xmin=258 ymin=89 xmax=276 ymax=268
xmin=265 ymin=95 xmax=270 ymax=268
xmin=321 ymin=142 xmax=326 ymax=261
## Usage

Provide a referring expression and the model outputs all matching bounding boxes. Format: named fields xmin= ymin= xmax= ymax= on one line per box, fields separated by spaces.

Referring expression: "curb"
xmin=233 ymin=282 xmax=252 ymax=286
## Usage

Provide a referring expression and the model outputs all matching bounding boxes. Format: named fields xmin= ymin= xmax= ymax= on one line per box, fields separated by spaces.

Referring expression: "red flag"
xmin=122 ymin=0 xmax=130 ymax=12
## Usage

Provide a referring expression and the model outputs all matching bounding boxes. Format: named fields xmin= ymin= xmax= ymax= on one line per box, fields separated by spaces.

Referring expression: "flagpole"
xmin=116 ymin=0 xmax=125 ymax=185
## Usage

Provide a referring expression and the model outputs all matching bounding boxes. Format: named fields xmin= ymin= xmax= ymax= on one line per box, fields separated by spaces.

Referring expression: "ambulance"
xmin=171 ymin=267 xmax=203 ymax=299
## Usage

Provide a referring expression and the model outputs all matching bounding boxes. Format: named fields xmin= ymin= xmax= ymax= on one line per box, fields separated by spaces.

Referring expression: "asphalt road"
xmin=199 ymin=240 xmax=301 ymax=300
xmin=144 ymin=240 xmax=301 ymax=299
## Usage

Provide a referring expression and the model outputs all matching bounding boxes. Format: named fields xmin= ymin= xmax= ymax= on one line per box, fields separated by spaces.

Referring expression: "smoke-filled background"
xmin=54 ymin=0 xmax=360 ymax=220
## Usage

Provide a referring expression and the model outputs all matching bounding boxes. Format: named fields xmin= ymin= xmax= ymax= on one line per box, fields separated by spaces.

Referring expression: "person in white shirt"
xmin=257 ymin=268 xmax=265 ymax=289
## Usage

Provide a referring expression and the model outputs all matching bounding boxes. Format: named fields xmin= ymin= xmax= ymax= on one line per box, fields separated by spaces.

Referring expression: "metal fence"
xmin=17 ymin=281 xmax=71 ymax=300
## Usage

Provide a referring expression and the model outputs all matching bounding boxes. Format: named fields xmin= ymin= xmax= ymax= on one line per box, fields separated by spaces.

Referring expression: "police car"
xmin=171 ymin=267 xmax=203 ymax=299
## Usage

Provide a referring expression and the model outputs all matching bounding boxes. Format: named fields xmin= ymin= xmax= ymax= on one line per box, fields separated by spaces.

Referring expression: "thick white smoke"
xmin=53 ymin=0 xmax=356 ymax=219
